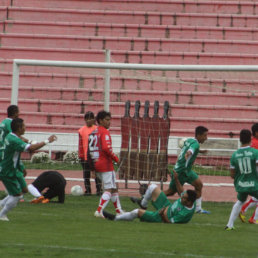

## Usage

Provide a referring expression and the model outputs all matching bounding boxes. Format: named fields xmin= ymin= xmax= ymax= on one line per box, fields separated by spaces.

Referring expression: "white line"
xmin=1 ymin=243 xmax=226 ymax=258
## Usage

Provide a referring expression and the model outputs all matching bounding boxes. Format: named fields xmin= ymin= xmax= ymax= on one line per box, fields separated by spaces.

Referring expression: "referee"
xmin=28 ymin=171 xmax=66 ymax=203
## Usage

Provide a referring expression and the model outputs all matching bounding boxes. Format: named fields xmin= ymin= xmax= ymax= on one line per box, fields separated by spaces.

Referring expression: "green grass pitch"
xmin=0 ymin=193 xmax=257 ymax=258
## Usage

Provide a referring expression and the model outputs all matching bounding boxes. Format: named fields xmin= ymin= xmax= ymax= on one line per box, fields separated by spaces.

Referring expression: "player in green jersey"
xmin=0 ymin=105 xmax=35 ymax=177
xmin=225 ymin=129 xmax=258 ymax=230
xmin=164 ymin=126 xmax=209 ymax=214
xmin=0 ymin=105 xmax=20 ymax=161
xmin=0 ymin=118 xmax=57 ymax=221
xmin=103 ymin=170 xmax=197 ymax=224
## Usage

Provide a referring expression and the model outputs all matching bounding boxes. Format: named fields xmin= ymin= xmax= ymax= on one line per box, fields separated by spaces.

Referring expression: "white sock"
xmin=115 ymin=209 xmax=139 ymax=221
xmin=97 ymin=191 xmax=111 ymax=213
xmin=227 ymin=200 xmax=243 ymax=228
xmin=196 ymin=197 xmax=202 ymax=211
xmin=0 ymin=195 xmax=10 ymax=208
xmin=0 ymin=196 xmax=20 ymax=217
xmin=28 ymin=184 xmax=41 ymax=198
xmin=254 ymin=205 xmax=258 ymax=220
xmin=141 ymin=184 xmax=157 ymax=208
xmin=111 ymin=193 xmax=123 ymax=213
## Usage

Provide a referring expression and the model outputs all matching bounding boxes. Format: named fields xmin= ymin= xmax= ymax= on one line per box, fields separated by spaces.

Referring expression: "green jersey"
xmin=167 ymin=194 xmax=196 ymax=223
xmin=230 ymin=146 xmax=258 ymax=193
xmin=0 ymin=118 xmax=12 ymax=161
xmin=0 ymin=133 xmax=29 ymax=178
xmin=174 ymin=138 xmax=200 ymax=173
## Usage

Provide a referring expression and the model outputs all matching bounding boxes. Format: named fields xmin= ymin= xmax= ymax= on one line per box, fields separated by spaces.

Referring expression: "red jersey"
xmin=88 ymin=126 xmax=119 ymax=172
xmin=78 ymin=125 xmax=97 ymax=160
xmin=251 ymin=137 xmax=258 ymax=149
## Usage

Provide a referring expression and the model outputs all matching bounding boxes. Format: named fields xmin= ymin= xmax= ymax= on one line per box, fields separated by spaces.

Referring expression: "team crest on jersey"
xmin=177 ymin=207 xmax=181 ymax=211
xmin=105 ymin=135 xmax=110 ymax=141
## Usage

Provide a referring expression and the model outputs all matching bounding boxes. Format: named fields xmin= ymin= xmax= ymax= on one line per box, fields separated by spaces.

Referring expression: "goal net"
xmin=7 ymin=59 xmax=258 ymax=202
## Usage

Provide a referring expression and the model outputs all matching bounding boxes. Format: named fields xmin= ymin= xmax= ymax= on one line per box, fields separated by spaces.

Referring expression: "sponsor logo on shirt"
xmin=238 ymin=181 xmax=255 ymax=187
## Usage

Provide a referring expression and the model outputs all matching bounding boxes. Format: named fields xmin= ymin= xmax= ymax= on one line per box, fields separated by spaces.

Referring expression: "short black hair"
xmin=186 ymin=190 xmax=197 ymax=204
xmin=7 ymin=105 xmax=19 ymax=118
xmin=84 ymin=111 xmax=95 ymax=120
xmin=96 ymin=110 xmax=111 ymax=124
xmin=11 ymin=118 xmax=24 ymax=133
xmin=195 ymin=126 xmax=208 ymax=137
xmin=240 ymin=129 xmax=251 ymax=145
xmin=251 ymin=123 xmax=258 ymax=137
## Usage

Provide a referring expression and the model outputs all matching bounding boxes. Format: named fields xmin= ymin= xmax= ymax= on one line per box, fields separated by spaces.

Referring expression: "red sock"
xmin=241 ymin=198 xmax=254 ymax=213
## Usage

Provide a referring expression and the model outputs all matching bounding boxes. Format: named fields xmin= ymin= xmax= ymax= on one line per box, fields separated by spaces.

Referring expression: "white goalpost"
xmin=10 ymin=58 xmax=258 ymax=201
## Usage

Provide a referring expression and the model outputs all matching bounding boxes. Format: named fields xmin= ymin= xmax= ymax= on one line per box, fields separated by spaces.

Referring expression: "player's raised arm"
xmin=172 ymin=169 xmax=184 ymax=195
xmin=28 ymin=135 xmax=57 ymax=152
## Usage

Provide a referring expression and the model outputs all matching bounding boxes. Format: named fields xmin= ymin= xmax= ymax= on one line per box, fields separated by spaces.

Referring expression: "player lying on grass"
xmin=103 ymin=170 xmax=197 ymax=224
xmin=164 ymin=126 xmax=210 ymax=214
xmin=28 ymin=170 xmax=66 ymax=204
xmin=239 ymin=123 xmax=258 ymax=224
xmin=225 ymin=129 xmax=258 ymax=230
xmin=0 ymin=118 xmax=57 ymax=221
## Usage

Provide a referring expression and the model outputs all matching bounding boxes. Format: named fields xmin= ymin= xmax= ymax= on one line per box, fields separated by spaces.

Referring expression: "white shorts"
xmin=96 ymin=171 xmax=117 ymax=190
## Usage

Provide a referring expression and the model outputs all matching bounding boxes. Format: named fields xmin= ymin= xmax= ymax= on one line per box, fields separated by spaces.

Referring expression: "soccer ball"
xmin=178 ymin=138 xmax=187 ymax=149
xmin=71 ymin=185 xmax=83 ymax=196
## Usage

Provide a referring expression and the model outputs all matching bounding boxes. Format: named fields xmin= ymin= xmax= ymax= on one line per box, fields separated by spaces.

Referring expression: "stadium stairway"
xmin=0 ymin=0 xmax=257 ymax=139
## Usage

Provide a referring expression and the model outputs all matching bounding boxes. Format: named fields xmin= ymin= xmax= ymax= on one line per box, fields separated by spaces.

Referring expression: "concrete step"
xmin=3 ymin=21 xmax=258 ymax=41
xmin=1 ymin=33 xmax=258 ymax=54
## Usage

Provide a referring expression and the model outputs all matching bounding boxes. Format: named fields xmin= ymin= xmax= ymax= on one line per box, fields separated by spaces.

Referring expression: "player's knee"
xmin=22 ymin=187 xmax=28 ymax=193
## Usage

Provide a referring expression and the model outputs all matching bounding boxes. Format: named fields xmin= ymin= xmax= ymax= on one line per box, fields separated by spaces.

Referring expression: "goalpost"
xmin=11 ymin=58 xmax=258 ymax=201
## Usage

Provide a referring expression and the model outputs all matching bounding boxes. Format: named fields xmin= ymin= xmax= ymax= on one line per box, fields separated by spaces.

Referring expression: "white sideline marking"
xmin=1 ymin=243 xmax=224 ymax=257
xmin=25 ymin=176 xmax=234 ymax=187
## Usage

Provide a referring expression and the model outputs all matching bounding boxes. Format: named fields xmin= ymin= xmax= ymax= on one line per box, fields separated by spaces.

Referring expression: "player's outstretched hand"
xmin=48 ymin=135 xmax=57 ymax=143
xmin=172 ymin=169 xmax=178 ymax=179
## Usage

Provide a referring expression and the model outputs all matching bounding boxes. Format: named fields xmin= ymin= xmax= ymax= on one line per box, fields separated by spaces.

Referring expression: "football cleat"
xmin=102 ymin=210 xmax=116 ymax=221
xmin=239 ymin=211 xmax=246 ymax=223
xmin=94 ymin=210 xmax=104 ymax=218
xmin=248 ymin=218 xmax=258 ymax=224
xmin=195 ymin=209 xmax=211 ymax=214
xmin=130 ymin=197 xmax=147 ymax=210
xmin=30 ymin=196 xmax=44 ymax=204
xmin=41 ymin=198 xmax=50 ymax=204
xmin=224 ymin=226 xmax=235 ymax=231
xmin=0 ymin=215 xmax=9 ymax=221
xmin=139 ymin=184 xmax=148 ymax=196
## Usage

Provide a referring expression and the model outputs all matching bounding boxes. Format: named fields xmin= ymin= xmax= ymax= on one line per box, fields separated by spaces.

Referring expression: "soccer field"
xmin=0 ymin=193 xmax=257 ymax=258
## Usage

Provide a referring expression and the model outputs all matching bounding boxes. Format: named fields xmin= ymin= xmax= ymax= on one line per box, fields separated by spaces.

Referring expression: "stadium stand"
xmin=0 ymin=0 xmax=257 ymax=139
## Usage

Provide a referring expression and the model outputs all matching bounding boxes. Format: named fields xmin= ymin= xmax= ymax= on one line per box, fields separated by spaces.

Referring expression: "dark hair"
xmin=251 ymin=123 xmax=258 ymax=137
xmin=84 ymin=111 xmax=94 ymax=120
xmin=195 ymin=126 xmax=208 ymax=137
xmin=96 ymin=110 xmax=111 ymax=124
xmin=240 ymin=129 xmax=251 ymax=145
xmin=11 ymin=118 xmax=24 ymax=133
xmin=186 ymin=190 xmax=197 ymax=204
xmin=7 ymin=105 xmax=19 ymax=118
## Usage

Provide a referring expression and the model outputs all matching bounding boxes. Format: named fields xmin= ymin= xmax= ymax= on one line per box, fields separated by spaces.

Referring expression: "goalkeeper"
xmin=164 ymin=126 xmax=210 ymax=214
xmin=103 ymin=170 xmax=197 ymax=224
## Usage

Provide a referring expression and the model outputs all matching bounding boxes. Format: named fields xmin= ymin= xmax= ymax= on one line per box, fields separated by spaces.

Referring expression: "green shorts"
xmin=169 ymin=170 xmax=199 ymax=191
xmin=0 ymin=173 xmax=27 ymax=196
xmin=237 ymin=191 xmax=258 ymax=203
xmin=140 ymin=192 xmax=171 ymax=223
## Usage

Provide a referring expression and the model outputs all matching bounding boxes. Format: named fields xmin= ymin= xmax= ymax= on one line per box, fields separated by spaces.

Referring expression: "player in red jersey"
xmin=88 ymin=110 xmax=123 ymax=218
xmin=239 ymin=123 xmax=258 ymax=224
